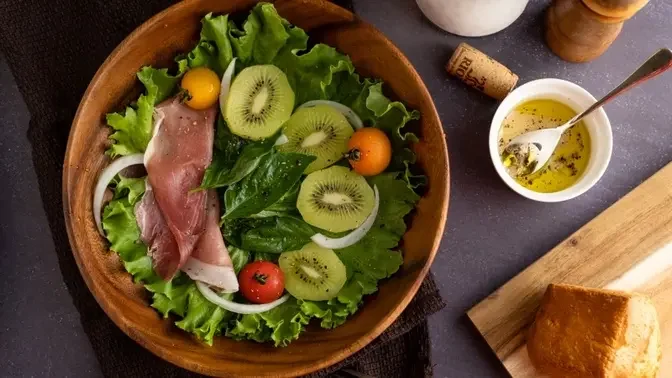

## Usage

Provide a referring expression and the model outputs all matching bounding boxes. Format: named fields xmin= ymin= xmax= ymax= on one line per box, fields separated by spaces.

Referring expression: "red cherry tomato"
xmin=238 ymin=261 xmax=285 ymax=304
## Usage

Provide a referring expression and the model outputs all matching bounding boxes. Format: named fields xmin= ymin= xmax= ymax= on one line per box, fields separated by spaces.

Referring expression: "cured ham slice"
xmin=134 ymin=97 xmax=238 ymax=291
xmin=135 ymin=183 xmax=181 ymax=280
xmin=182 ymin=190 xmax=239 ymax=292
xmin=143 ymin=99 xmax=216 ymax=274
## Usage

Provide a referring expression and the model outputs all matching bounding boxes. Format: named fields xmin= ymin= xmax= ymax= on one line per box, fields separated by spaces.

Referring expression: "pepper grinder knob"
xmin=545 ymin=0 xmax=650 ymax=63
xmin=583 ymin=0 xmax=650 ymax=19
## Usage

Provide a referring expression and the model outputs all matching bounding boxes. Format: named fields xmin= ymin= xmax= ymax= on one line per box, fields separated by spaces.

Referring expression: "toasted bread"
xmin=527 ymin=283 xmax=661 ymax=378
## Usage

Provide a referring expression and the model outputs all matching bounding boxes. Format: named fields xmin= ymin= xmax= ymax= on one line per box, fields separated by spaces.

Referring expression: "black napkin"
xmin=0 ymin=0 xmax=446 ymax=376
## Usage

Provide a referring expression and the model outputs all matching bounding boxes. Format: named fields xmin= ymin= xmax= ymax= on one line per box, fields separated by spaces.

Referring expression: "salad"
xmin=94 ymin=3 xmax=423 ymax=347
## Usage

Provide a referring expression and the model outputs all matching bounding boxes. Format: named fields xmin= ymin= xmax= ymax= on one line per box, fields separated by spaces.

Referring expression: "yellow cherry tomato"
xmin=180 ymin=67 xmax=220 ymax=110
xmin=347 ymin=127 xmax=392 ymax=176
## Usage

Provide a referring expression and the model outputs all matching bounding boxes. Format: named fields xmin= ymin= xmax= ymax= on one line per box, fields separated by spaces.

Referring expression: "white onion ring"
xmin=196 ymin=281 xmax=289 ymax=314
xmin=274 ymin=134 xmax=289 ymax=146
xmin=93 ymin=153 xmax=145 ymax=236
xmin=311 ymin=185 xmax=379 ymax=249
xmin=219 ymin=58 xmax=237 ymax=112
xmin=298 ymin=100 xmax=363 ymax=129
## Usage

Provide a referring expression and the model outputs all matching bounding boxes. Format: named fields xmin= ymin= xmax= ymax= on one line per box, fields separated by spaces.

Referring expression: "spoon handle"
xmin=565 ymin=48 xmax=672 ymax=128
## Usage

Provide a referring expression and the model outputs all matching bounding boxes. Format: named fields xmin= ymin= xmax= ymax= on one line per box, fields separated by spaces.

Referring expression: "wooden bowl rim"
xmin=62 ymin=1 xmax=450 ymax=376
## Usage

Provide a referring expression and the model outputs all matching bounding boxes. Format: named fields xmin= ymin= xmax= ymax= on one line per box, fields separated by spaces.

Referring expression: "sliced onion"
xmin=196 ymin=281 xmax=289 ymax=314
xmin=218 ymin=58 xmax=237 ymax=112
xmin=298 ymin=100 xmax=363 ymax=129
xmin=274 ymin=134 xmax=289 ymax=146
xmin=311 ymin=185 xmax=379 ymax=249
xmin=93 ymin=153 xmax=145 ymax=236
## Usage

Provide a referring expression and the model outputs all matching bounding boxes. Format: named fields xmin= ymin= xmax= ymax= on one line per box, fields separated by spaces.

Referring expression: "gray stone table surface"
xmin=1 ymin=0 xmax=671 ymax=377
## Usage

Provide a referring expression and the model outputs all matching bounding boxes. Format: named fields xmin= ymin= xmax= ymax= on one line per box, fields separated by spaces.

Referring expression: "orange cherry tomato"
xmin=347 ymin=127 xmax=392 ymax=176
xmin=238 ymin=261 xmax=285 ymax=304
xmin=180 ymin=67 xmax=220 ymax=110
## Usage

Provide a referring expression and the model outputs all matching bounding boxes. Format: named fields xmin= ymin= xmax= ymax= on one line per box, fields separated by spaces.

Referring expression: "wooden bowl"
xmin=62 ymin=0 xmax=449 ymax=376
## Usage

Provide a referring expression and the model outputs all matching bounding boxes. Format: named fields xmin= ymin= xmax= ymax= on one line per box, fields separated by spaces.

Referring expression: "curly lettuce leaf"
xmin=173 ymin=286 xmax=234 ymax=342
xmin=105 ymin=67 xmax=184 ymax=157
xmin=113 ymin=176 xmax=146 ymax=203
xmin=229 ymin=246 xmax=251 ymax=272
xmin=183 ymin=13 xmax=233 ymax=76
xmin=226 ymin=297 xmax=310 ymax=347
xmin=103 ymin=192 xmax=148 ymax=268
xmin=227 ymin=3 xmax=294 ymax=66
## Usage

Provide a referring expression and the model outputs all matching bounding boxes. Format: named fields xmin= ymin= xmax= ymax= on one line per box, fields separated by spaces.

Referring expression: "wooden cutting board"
xmin=468 ymin=162 xmax=672 ymax=377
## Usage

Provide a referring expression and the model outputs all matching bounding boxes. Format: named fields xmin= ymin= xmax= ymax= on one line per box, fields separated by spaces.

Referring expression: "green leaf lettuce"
xmin=105 ymin=67 xmax=185 ymax=157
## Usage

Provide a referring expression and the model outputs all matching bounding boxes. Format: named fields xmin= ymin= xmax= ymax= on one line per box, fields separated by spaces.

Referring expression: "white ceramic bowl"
xmin=416 ymin=0 xmax=529 ymax=37
xmin=489 ymin=78 xmax=613 ymax=202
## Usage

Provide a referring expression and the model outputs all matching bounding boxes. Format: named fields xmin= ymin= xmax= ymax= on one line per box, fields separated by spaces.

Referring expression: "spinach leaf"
xmin=200 ymin=118 xmax=244 ymax=188
xmin=241 ymin=216 xmax=315 ymax=253
xmin=222 ymin=152 xmax=315 ymax=219
xmin=253 ymin=252 xmax=278 ymax=262
xmin=200 ymin=119 xmax=275 ymax=190
xmin=187 ymin=41 xmax=222 ymax=74
xmin=214 ymin=116 xmax=244 ymax=154
xmin=221 ymin=217 xmax=274 ymax=248
xmin=249 ymin=181 xmax=300 ymax=218
xmin=215 ymin=139 xmax=276 ymax=187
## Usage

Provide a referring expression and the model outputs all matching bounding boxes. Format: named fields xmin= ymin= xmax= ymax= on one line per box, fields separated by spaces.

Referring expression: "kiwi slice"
xmin=225 ymin=65 xmax=295 ymax=140
xmin=277 ymin=105 xmax=353 ymax=173
xmin=297 ymin=166 xmax=374 ymax=232
xmin=279 ymin=242 xmax=347 ymax=301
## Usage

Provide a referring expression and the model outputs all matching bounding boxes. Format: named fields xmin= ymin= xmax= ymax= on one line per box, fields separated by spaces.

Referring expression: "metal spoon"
xmin=504 ymin=48 xmax=672 ymax=174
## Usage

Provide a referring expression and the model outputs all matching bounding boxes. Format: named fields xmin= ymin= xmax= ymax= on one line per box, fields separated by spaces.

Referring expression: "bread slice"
xmin=527 ymin=283 xmax=661 ymax=378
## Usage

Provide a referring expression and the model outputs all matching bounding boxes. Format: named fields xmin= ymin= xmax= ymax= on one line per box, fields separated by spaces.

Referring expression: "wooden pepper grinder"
xmin=546 ymin=0 xmax=650 ymax=63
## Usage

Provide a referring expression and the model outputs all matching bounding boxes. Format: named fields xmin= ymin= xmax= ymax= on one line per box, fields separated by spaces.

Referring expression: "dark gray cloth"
xmin=0 ymin=0 xmax=446 ymax=376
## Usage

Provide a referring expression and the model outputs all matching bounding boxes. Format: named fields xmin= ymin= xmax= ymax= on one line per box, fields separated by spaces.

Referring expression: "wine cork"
xmin=446 ymin=43 xmax=519 ymax=100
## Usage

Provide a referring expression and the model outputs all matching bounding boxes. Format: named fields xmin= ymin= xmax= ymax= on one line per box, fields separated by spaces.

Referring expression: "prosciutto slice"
xmin=134 ymin=98 xmax=239 ymax=291
xmin=135 ymin=183 xmax=181 ymax=279
xmin=181 ymin=190 xmax=239 ymax=292
xmin=143 ymin=99 xmax=216 ymax=274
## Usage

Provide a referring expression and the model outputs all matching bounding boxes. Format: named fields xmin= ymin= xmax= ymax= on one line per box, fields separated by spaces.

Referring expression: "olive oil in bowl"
xmin=498 ymin=99 xmax=591 ymax=193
